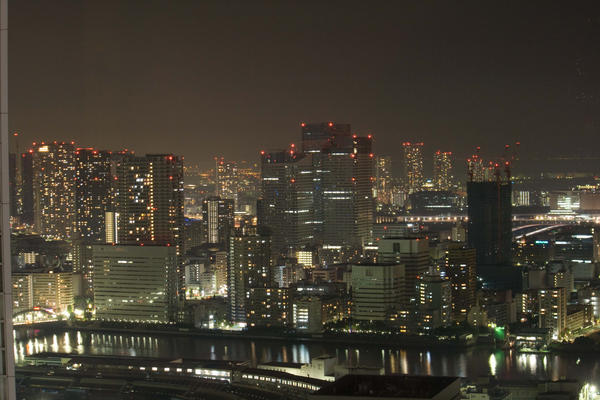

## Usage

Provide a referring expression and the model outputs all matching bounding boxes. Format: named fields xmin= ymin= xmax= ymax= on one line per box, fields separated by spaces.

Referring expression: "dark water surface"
xmin=14 ymin=329 xmax=600 ymax=384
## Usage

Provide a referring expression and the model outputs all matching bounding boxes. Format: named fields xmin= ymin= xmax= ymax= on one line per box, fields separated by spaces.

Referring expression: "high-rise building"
xmin=228 ymin=230 xmax=271 ymax=324
xmin=115 ymin=154 xmax=184 ymax=252
xmin=215 ymin=157 xmax=238 ymax=200
xmin=202 ymin=196 xmax=234 ymax=247
xmin=375 ymin=156 xmax=393 ymax=205
xmin=401 ymin=142 xmax=424 ymax=193
xmin=301 ymin=122 xmax=351 ymax=154
xmin=19 ymin=151 xmax=34 ymax=225
xmin=433 ymin=151 xmax=453 ymax=191
xmin=259 ymin=149 xmax=313 ymax=255
xmin=75 ymin=148 xmax=113 ymax=242
xmin=539 ymin=287 xmax=567 ymax=338
xmin=445 ymin=246 xmax=477 ymax=321
xmin=260 ymin=123 xmax=374 ymax=255
xmin=318 ymin=131 xmax=374 ymax=250
xmin=93 ymin=244 xmax=177 ymax=323
xmin=246 ymin=287 xmax=290 ymax=328
xmin=32 ymin=142 xmax=76 ymax=239
xmin=184 ymin=218 xmax=204 ymax=252
xmin=0 ymin=5 xmax=17 ymax=394
xmin=350 ymin=263 xmax=404 ymax=321
xmin=415 ymin=272 xmax=452 ymax=332
xmin=467 ymin=180 xmax=512 ymax=266
xmin=12 ymin=272 xmax=73 ymax=313
xmin=377 ymin=237 xmax=430 ymax=306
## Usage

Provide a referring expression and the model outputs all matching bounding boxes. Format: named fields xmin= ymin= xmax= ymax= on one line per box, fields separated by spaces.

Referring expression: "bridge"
xmin=13 ymin=308 xmax=59 ymax=326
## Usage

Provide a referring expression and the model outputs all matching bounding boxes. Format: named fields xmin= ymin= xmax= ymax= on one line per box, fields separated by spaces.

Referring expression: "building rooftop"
xmin=313 ymin=375 xmax=460 ymax=398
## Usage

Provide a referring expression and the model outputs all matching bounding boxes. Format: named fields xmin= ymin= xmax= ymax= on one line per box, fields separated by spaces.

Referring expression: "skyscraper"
xmin=401 ymin=142 xmax=424 ymax=193
xmin=32 ymin=142 xmax=76 ymax=239
xmin=377 ymin=237 xmax=430 ymax=306
xmin=318 ymin=130 xmax=374 ymax=250
xmin=467 ymin=180 xmax=512 ymax=266
xmin=19 ymin=151 xmax=33 ymax=225
xmin=300 ymin=122 xmax=351 ymax=154
xmin=445 ymin=246 xmax=476 ymax=321
xmin=259 ymin=123 xmax=374 ymax=255
xmin=202 ymin=196 xmax=235 ymax=247
xmin=433 ymin=151 xmax=453 ymax=191
xmin=0 ymin=0 xmax=16 ymax=395
xmin=375 ymin=156 xmax=393 ymax=205
xmin=115 ymin=154 xmax=184 ymax=252
xmin=75 ymin=148 xmax=113 ymax=242
xmin=259 ymin=148 xmax=313 ymax=255
xmin=228 ymin=230 xmax=271 ymax=324
xmin=215 ymin=157 xmax=238 ymax=200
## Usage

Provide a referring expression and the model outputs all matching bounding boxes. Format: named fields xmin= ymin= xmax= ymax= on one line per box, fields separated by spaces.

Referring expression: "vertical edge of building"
xmin=0 ymin=0 xmax=16 ymax=397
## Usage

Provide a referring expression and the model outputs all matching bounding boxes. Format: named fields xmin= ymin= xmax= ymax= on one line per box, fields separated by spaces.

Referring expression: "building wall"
xmin=350 ymin=263 xmax=404 ymax=321
xmin=93 ymin=245 xmax=177 ymax=323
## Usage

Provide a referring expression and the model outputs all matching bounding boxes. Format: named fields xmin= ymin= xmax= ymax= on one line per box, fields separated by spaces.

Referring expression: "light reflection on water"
xmin=13 ymin=329 xmax=600 ymax=383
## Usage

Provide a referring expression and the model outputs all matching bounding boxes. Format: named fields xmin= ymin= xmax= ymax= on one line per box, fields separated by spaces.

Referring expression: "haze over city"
xmin=2 ymin=2 xmax=600 ymax=400
xmin=8 ymin=1 xmax=600 ymax=165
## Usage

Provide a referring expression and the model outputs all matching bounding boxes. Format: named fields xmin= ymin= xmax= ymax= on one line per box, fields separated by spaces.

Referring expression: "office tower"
xmin=538 ymin=287 xmax=567 ymax=338
xmin=246 ymin=287 xmax=290 ymax=328
xmin=0 ymin=2 xmax=16 ymax=395
xmin=75 ymin=148 xmax=113 ymax=242
xmin=433 ymin=151 xmax=453 ymax=191
xmin=215 ymin=157 xmax=238 ymax=200
xmin=259 ymin=149 xmax=313 ymax=255
xmin=184 ymin=218 xmax=203 ymax=251
xmin=416 ymin=272 xmax=452 ymax=332
xmin=350 ymin=263 xmax=404 ymax=321
xmin=319 ymin=132 xmax=374 ymax=250
xmin=93 ymin=244 xmax=177 ymax=323
xmin=19 ymin=151 xmax=34 ymax=225
xmin=446 ymin=246 xmax=477 ymax=321
xmin=377 ymin=237 xmax=430 ymax=306
xmin=401 ymin=142 xmax=424 ymax=193
xmin=375 ymin=156 xmax=393 ymax=205
xmin=300 ymin=121 xmax=351 ymax=154
xmin=467 ymin=180 xmax=512 ymax=266
xmin=260 ymin=123 xmax=374 ymax=254
xmin=202 ymin=196 xmax=234 ymax=247
xmin=115 ymin=154 xmax=184 ymax=252
xmin=32 ymin=142 xmax=76 ymax=239
xmin=228 ymin=231 xmax=271 ymax=324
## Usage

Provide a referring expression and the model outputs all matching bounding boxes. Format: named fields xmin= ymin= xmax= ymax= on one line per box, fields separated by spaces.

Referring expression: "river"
xmin=13 ymin=328 xmax=600 ymax=385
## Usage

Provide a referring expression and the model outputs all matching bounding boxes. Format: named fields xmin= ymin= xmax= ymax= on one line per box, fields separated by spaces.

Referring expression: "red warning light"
xmin=328 ymin=122 xmax=333 ymax=127
xmin=301 ymin=122 xmax=306 ymax=127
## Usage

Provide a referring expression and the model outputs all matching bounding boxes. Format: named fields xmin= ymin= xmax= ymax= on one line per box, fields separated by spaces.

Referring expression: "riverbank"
xmin=15 ymin=321 xmax=483 ymax=350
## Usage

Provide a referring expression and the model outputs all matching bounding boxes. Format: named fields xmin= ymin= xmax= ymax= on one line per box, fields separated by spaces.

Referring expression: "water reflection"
xmin=12 ymin=329 xmax=600 ymax=383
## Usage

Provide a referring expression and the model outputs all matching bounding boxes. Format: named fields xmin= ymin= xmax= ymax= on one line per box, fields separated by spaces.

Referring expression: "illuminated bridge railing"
xmin=13 ymin=308 xmax=59 ymax=326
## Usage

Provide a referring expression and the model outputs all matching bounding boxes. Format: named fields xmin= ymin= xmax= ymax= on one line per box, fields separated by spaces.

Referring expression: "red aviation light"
xmin=328 ymin=122 xmax=333 ymax=127
xmin=367 ymin=134 xmax=372 ymax=139
xmin=13 ymin=132 xmax=18 ymax=137
xmin=290 ymin=143 xmax=295 ymax=148
xmin=301 ymin=122 xmax=306 ymax=127
xmin=290 ymin=178 xmax=296 ymax=183
xmin=369 ymin=153 xmax=374 ymax=158
xmin=260 ymin=150 xmax=265 ymax=155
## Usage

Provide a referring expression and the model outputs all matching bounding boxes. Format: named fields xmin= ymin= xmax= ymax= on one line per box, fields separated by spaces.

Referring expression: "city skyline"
xmin=6 ymin=2 xmax=600 ymax=398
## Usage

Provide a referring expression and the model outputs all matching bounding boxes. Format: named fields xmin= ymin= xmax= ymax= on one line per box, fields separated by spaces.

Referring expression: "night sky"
xmin=8 ymin=1 xmax=600 ymax=167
